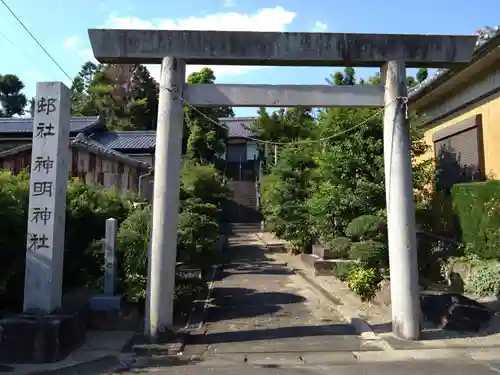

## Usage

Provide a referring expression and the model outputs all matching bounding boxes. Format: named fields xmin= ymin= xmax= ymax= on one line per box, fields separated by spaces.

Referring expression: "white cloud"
xmin=224 ymin=0 xmax=235 ymax=7
xmin=103 ymin=7 xmax=296 ymax=80
xmin=63 ymin=36 xmax=80 ymax=50
xmin=312 ymin=21 xmax=327 ymax=32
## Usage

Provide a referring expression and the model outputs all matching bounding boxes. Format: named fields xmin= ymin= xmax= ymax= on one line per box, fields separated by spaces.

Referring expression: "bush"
xmin=345 ymin=215 xmax=385 ymax=241
xmin=177 ymin=199 xmax=220 ymax=266
xmin=465 ymin=262 xmax=500 ymax=297
xmin=0 ymin=158 xmax=225 ymax=312
xmin=64 ymin=178 xmax=138 ymax=291
xmin=452 ymin=181 xmax=500 ymax=259
xmin=116 ymin=200 xmax=220 ymax=301
xmin=181 ymin=160 xmax=227 ymax=208
xmin=347 ymin=265 xmax=382 ymax=301
xmin=0 ymin=171 xmax=139 ymax=309
xmin=0 ymin=170 xmax=29 ymax=309
xmin=332 ymin=262 xmax=353 ymax=281
xmin=115 ymin=161 xmax=225 ymax=302
xmin=327 ymin=237 xmax=352 ymax=259
xmin=116 ymin=206 xmax=151 ymax=301
xmin=349 ymin=240 xmax=388 ymax=267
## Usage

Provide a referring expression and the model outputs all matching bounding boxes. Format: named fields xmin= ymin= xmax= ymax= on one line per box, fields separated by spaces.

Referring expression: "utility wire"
xmin=0 ymin=0 xmax=412 ymax=144
xmin=0 ymin=0 xmax=73 ymax=82
xmin=0 ymin=28 xmax=48 ymax=76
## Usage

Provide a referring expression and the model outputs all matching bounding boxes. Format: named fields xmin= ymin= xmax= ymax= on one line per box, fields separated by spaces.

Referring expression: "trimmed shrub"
xmin=452 ymin=181 xmax=500 ymax=259
xmin=327 ymin=237 xmax=352 ymax=259
xmin=465 ymin=262 xmax=500 ymax=297
xmin=349 ymin=240 xmax=388 ymax=267
xmin=332 ymin=262 xmax=353 ymax=281
xmin=345 ymin=215 xmax=385 ymax=241
xmin=347 ymin=266 xmax=382 ymax=301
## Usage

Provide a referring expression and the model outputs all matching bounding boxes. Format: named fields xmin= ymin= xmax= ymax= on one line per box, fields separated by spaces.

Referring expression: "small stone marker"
xmin=23 ymin=82 xmax=71 ymax=314
xmin=90 ymin=217 xmax=122 ymax=311
xmin=103 ymin=218 xmax=117 ymax=295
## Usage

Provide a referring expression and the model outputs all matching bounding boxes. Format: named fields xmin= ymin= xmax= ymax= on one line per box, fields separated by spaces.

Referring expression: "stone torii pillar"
xmin=87 ymin=29 xmax=476 ymax=341
xmin=147 ymin=57 xmax=186 ymax=338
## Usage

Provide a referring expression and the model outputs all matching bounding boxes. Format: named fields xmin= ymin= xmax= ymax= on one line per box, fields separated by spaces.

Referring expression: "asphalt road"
xmin=113 ymin=357 xmax=500 ymax=375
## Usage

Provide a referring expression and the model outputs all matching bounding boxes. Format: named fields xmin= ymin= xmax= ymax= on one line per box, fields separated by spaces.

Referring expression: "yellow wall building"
xmin=409 ymin=27 xmax=500 ymax=187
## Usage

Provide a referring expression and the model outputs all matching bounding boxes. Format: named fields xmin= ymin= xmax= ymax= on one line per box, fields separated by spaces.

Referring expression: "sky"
xmin=1 ymin=0 xmax=500 ymax=117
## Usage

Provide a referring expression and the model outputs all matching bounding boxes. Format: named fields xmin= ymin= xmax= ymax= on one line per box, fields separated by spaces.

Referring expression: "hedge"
xmin=0 ymin=161 xmax=227 ymax=311
xmin=451 ymin=180 xmax=500 ymax=259
xmin=0 ymin=171 xmax=138 ymax=310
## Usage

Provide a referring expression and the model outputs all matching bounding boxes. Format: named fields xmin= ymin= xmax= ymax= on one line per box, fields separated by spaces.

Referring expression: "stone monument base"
xmin=0 ymin=291 xmax=89 ymax=364
xmin=124 ymin=328 xmax=185 ymax=356
xmin=90 ymin=294 xmax=123 ymax=311
xmin=88 ymin=296 xmax=141 ymax=331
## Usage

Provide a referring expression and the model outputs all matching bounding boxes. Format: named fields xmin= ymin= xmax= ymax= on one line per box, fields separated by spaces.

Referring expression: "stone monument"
xmin=23 ymin=82 xmax=71 ymax=314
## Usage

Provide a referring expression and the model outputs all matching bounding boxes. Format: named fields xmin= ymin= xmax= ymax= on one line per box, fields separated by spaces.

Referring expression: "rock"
xmin=420 ymin=293 xmax=494 ymax=332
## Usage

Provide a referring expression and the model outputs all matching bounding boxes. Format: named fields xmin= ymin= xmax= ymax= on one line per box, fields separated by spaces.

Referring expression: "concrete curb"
xmin=183 ymin=264 xmax=219 ymax=332
xmin=293 ymin=268 xmax=386 ymax=343
xmin=183 ymin=233 xmax=227 ymax=333
xmin=254 ymin=232 xmax=393 ymax=350
xmin=22 ymin=355 xmax=123 ymax=375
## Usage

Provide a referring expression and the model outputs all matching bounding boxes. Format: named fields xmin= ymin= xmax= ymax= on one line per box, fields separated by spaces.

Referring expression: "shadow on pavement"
xmin=205 ymin=287 xmax=306 ymax=323
xmin=203 ymin=323 xmax=356 ymax=345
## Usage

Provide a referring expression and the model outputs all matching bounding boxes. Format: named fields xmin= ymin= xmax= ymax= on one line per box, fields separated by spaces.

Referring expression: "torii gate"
xmin=87 ymin=29 xmax=476 ymax=341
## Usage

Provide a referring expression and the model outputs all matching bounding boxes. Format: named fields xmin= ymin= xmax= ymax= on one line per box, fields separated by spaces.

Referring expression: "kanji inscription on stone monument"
xmin=23 ymin=82 xmax=71 ymax=314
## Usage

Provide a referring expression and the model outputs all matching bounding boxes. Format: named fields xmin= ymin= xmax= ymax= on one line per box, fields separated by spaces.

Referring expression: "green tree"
xmin=0 ymin=74 xmax=27 ymax=117
xmin=70 ymin=62 xmax=159 ymax=130
xmin=70 ymin=61 xmax=99 ymax=116
xmin=326 ymin=67 xmax=356 ymax=85
xmin=184 ymin=68 xmax=234 ymax=163
xmin=250 ymin=107 xmax=316 ymax=169
xmin=416 ymin=68 xmax=428 ymax=83
xmin=259 ymin=67 xmax=433 ymax=250
xmin=261 ymin=144 xmax=316 ymax=253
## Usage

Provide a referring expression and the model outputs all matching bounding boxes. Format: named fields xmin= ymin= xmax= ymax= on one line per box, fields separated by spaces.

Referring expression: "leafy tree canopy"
xmin=0 ymin=74 xmax=27 ymax=117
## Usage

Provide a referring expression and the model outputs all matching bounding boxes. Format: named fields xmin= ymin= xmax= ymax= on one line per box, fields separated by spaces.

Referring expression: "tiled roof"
xmin=90 ymin=131 xmax=156 ymax=149
xmin=409 ymin=26 xmax=500 ymax=100
xmin=220 ymin=117 xmax=256 ymax=138
xmin=0 ymin=116 xmax=103 ymax=134
xmin=0 ymin=133 xmax=150 ymax=169
xmin=73 ymin=134 xmax=150 ymax=168
xmin=89 ymin=118 xmax=257 ymax=150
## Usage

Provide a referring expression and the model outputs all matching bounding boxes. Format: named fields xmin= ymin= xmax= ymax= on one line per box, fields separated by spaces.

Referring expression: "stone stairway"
xmin=223 ymin=180 xmax=262 ymax=224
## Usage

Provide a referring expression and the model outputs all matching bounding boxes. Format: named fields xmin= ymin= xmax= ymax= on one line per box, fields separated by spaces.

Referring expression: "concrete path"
xmin=184 ymin=230 xmax=384 ymax=358
xmin=109 ymin=229 xmax=500 ymax=373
